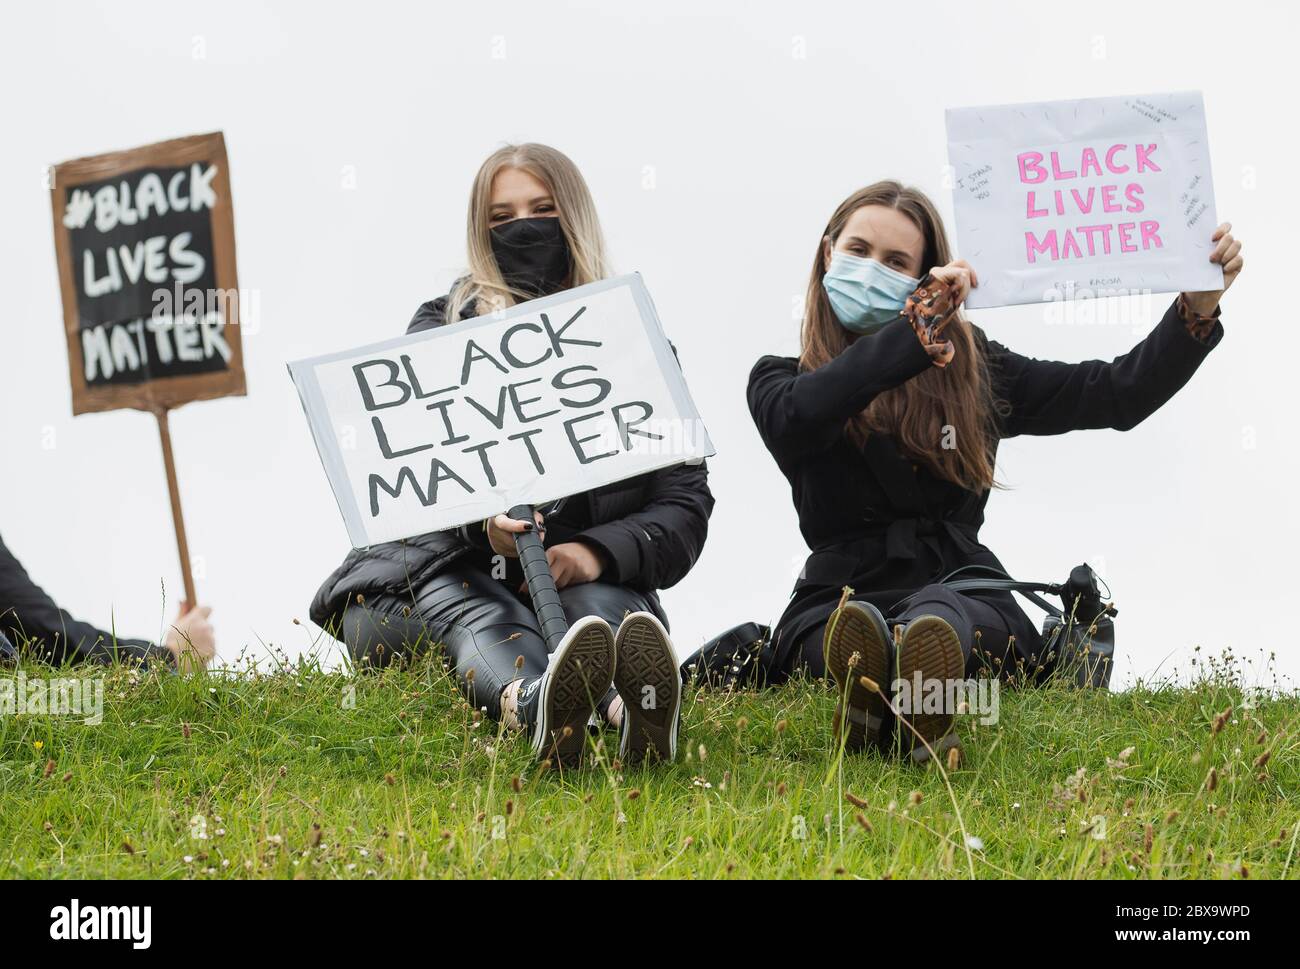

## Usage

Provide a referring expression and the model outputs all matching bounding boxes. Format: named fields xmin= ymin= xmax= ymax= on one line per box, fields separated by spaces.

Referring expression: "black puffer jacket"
xmin=309 ymin=292 xmax=714 ymax=628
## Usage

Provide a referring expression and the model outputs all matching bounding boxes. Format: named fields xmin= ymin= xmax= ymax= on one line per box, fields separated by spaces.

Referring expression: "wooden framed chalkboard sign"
xmin=49 ymin=131 xmax=245 ymax=415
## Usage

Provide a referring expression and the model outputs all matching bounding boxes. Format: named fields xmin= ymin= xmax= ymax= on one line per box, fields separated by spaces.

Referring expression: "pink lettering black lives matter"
xmin=1017 ymin=143 xmax=1165 ymax=264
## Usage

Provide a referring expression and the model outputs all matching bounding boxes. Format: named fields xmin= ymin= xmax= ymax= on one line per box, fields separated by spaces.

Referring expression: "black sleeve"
xmin=990 ymin=298 xmax=1223 ymax=438
xmin=573 ymin=460 xmax=714 ymax=592
xmin=747 ymin=315 xmax=933 ymax=464
xmin=407 ymin=296 xmax=452 ymax=334
xmin=0 ymin=534 xmax=172 ymax=668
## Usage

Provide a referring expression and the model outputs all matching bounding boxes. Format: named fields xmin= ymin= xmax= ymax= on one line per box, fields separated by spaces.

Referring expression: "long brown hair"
xmin=446 ymin=143 xmax=611 ymax=321
xmin=799 ymin=181 xmax=999 ymax=492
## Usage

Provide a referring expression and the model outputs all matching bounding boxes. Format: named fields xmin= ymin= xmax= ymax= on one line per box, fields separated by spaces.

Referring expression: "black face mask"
xmin=489 ymin=217 xmax=572 ymax=297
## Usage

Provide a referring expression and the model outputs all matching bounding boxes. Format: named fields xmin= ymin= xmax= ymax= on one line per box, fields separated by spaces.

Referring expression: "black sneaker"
xmin=823 ymin=600 xmax=893 ymax=753
xmin=894 ymin=615 xmax=964 ymax=765
xmin=519 ymin=616 xmax=616 ymax=769
xmin=614 ymin=612 xmax=681 ymax=765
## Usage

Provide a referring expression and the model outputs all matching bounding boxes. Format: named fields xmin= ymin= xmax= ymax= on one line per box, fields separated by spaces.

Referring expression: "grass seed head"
xmin=1212 ymin=707 xmax=1231 ymax=734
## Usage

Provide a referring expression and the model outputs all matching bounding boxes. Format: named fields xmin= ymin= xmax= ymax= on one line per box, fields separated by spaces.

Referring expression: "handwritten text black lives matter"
xmin=63 ymin=163 xmax=234 ymax=386
xmin=351 ymin=305 xmax=665 ymax=518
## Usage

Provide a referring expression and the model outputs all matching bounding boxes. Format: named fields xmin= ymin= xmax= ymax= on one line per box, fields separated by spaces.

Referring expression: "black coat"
xmin=0 ymin=533 xmax=171 ymax=667
xmin=748 ymin=298 xmax=1223 ymax=666
xmin=309 ymin=293 xmax=715 ymax=627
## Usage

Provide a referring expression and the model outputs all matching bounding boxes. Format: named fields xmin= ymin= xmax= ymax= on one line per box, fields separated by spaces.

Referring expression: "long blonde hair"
xmin=799 ymin=181 xmax=1000 ymax=493
xmin=446 ymin=143 xmax=611 ymax=321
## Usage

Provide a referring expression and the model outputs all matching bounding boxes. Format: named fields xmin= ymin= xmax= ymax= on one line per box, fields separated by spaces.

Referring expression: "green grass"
xmin=1 ymin=649 xmax=1296 ymax=879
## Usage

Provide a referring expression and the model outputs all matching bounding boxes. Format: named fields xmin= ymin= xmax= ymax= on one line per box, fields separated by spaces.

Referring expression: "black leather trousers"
xmin=340 ymin=564 xmax=662 ymax=721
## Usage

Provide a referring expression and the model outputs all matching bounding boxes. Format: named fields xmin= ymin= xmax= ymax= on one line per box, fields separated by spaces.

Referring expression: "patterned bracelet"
xmin=904 ymin=273 xmax=959 ymax=342
xmin=1177 ymin=294 xmax=1219 ymax=343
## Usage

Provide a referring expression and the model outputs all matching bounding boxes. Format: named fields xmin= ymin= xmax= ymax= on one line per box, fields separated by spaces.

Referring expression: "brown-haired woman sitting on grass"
xmin=748 ymin=180 xmax=1241 ymax=762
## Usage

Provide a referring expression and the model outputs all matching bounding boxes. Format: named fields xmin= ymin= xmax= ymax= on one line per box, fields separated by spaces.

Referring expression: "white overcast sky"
xmin=2 ymin=0 xmax=1295 ymax=688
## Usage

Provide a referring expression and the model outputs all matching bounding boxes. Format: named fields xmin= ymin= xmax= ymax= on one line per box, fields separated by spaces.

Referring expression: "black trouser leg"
xmin=339 ymin=569 xmax=665 ymax=722
xmin=793 ymin=584 xmax=1042 ymax=681
xmin=556 ymin=581 xmax=664 ymax=632
xmin=556 ymin=581 xmax=664 ymax=717
xmin=340 ymin=599 xmax=433 ymax=669
xmin=889 ymin=584 xmax=1043 ymax=679
xmin=340 ymin=566 xmax=548 ymax=721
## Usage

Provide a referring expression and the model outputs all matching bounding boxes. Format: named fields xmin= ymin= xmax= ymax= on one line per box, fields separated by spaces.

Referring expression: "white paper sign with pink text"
xmin=945 ymin=91 xmax=1223 ymax=309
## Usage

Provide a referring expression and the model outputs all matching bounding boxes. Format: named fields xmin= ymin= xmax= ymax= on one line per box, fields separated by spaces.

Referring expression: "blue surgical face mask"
xmin=821 ymin=250 xmax=920 ymax=334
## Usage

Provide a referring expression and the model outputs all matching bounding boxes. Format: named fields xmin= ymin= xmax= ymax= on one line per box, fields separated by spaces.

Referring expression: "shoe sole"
xmin=532 ymin=617 xmax=615 ymax=770
xmin=823 ymin=601 xmax=891 ymax=754
xmin=614 ymin=613 xmax=681 ymax=765
xmin=895 ymin=615 xmax=964 ymax=765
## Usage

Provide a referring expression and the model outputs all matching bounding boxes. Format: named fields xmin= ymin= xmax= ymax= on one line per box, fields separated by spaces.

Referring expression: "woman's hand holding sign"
xmin=487 ymin=511 xmax=545 ymax=557
xmin=488 ymin=511 xmax=604 ymax=590
xmin=1182 ymin=221 xmax=1243 ymax=318
xmin=543 ymin=543 xmax=604 ymax=590
xmin=904 ymin=258 xmax=979 ymax=368
xmin=164 ymin=601 xmax=217 ymax=673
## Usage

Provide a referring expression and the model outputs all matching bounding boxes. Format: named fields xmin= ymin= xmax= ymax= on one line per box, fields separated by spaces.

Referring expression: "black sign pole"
xmin=507 ymin=504 xmax=569 ymax=653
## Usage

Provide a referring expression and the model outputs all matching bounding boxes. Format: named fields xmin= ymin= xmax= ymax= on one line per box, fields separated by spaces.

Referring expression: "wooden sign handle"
xmin=154 ymin=408 xmax=197 ymax=609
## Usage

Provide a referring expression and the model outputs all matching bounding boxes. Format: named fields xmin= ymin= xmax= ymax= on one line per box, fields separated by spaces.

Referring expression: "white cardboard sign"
xmin=289 ymin=274 xmax=714 ymax=548
xmin=945 ymin=91 xmax=1223 ymax=309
